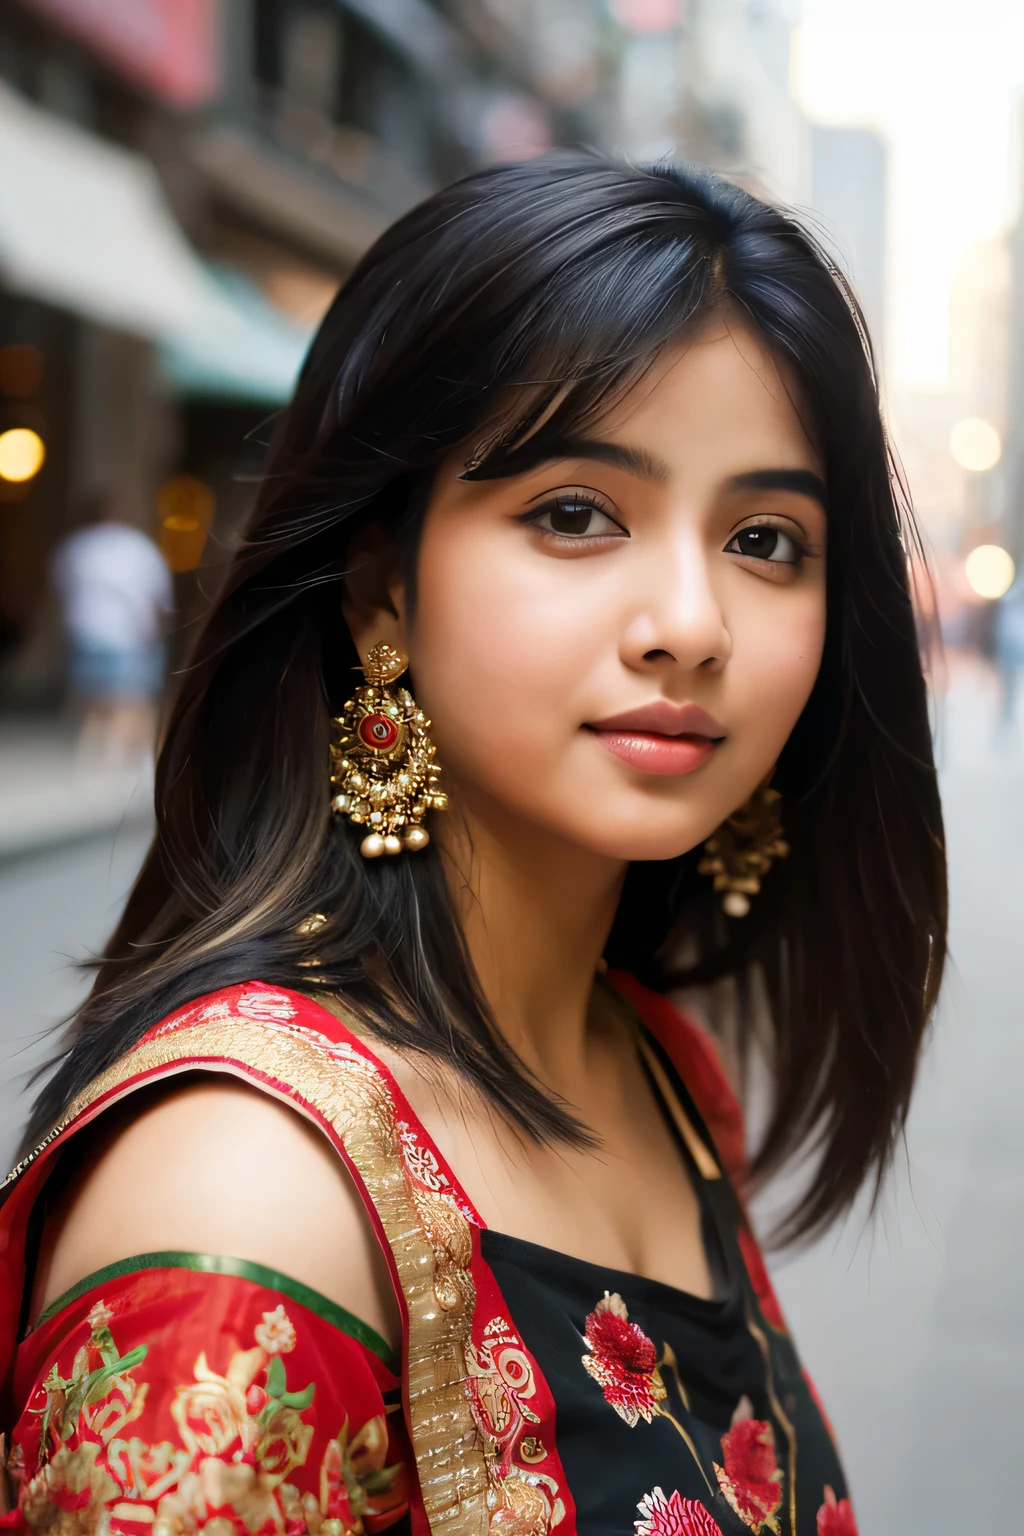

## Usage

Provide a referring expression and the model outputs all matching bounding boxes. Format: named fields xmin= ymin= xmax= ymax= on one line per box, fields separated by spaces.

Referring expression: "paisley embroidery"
xmin=466 ymin=1318 xmax=540 ymax=1462
xmin=3 ymin=1301 xmax=405 ymax=1536
xmin=397 ymin=1121 xmax=449 ymax=1192
xmin=462 ymin=1316 xmax=564 ymax=1531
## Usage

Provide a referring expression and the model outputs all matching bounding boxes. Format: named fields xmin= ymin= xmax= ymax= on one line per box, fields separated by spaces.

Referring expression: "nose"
xmin=620 ymin=534 xmax=731 ymax=676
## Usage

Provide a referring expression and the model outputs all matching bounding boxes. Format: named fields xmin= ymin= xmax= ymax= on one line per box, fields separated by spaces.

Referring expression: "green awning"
xmin=0 ymin=82 xmax=313 ymax=407
xmin=160 ymin=266 xmax=314 ymax=405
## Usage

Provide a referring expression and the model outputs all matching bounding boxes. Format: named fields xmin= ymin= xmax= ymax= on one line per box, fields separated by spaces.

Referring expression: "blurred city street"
xmin=768 ymin=655 xmax=1024 ymax=1533
xmin=2 ymin=2 xmax=1024 ymax=1531
xmin=0 ymin=657 xmax=1020 ymax=1536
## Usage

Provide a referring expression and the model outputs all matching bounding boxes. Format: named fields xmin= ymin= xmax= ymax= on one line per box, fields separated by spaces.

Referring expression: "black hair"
xmin=23 ymin=152 xmax=946 ymax=1242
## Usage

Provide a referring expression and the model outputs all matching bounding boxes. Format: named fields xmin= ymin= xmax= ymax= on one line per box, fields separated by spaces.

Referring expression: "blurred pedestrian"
xmin=994 ymin=573 xmax=1024 ymax=737
xmin=51 ymin=491 xmax=172 ymax=763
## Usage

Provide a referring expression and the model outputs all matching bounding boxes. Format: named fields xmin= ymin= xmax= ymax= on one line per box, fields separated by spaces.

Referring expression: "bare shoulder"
xmin=33 ymin=1075 xmax=399 ymax=1346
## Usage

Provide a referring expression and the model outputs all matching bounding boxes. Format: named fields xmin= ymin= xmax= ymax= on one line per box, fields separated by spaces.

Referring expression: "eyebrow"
xmin=462 ymin=435 xmax=671 ymax=485
xmin=726 ymin=468 xmax=828 ymax=509
xmin=462 ymin=436 xmax=827 ymax=509
xmin=545 ymin=437 xmax=671 ymax=485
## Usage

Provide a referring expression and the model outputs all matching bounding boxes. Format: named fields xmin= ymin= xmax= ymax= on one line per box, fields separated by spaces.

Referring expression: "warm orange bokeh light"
xmin=157 ymin=475 xmax=215 ymax=573
xmin=0 ymin=427 xmax=45 ymax=483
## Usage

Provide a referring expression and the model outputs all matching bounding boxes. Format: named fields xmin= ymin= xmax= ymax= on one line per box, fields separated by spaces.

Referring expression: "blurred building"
xmin=681 ymin=0 xmax=809 ymax=204
xmin=810 ymin=125 xmax=887 ymax=360
xmin=916 ymin=126 xmax=1024 ymax=578
xmin=0 ymin=0 xmax=823 ymax=710
xmin=1005 ymin=114 xmax=1024 ymax=568
xmin=0 ymin=0 xmax=610 ymax=707
xmin=0 ymin=0 xmax=275 ymax=702
xmin=606 ymin=0 xmax=810 ymax=200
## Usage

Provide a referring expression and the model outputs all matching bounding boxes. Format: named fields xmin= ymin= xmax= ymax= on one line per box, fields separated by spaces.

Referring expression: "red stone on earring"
xmin=358 ymin=712 xmax=400 ymax=751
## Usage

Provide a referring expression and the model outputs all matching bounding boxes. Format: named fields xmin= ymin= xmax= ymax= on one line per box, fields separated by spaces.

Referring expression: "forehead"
xmin=597 ymin=317 xmax=821 ymax=479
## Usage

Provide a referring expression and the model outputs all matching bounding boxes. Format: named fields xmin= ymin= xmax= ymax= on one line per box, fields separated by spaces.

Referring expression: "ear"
xmin=341 ymin=523 xmax=408 ymax=660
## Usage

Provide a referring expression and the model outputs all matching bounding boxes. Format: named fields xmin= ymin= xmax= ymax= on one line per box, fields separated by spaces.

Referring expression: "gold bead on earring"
xmin=698 ymin=780 xmax=789 ymax=917
xmin=329 ymin=643 xmax=447 ymax=859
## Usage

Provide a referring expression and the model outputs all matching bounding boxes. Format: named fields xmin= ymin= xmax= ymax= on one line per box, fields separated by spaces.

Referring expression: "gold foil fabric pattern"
xmin=6 ymin=985 xmax=563 ymax=1536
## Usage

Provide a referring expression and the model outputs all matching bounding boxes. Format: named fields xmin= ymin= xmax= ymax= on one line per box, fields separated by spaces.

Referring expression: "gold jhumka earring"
xmin=330 ymin=643 xmax=447 ymax=859
xmin=698 ymin=780 xmax=789 ymax=917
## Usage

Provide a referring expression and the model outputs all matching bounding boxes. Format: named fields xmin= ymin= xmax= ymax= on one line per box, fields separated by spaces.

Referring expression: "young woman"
xmin=0 ymin=155 xmax=945 ymax=1536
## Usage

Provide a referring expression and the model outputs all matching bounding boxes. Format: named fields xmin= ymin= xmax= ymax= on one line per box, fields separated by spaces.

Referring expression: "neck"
xmin=436 ymin=792 xmax=627 ymax=1088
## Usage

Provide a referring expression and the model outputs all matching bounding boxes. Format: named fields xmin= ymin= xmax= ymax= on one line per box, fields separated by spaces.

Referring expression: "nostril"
xmin=642 ymin=648 xmax=677 ymax=663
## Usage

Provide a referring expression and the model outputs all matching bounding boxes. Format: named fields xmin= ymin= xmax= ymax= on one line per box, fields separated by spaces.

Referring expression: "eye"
xmin=526 ymin=493 xmax=627 ymax=540
xmin=724 ymin=524 xmax=804 ymax=565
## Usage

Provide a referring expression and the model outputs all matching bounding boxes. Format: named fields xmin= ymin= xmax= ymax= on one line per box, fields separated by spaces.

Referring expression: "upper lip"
xmin=587 ymin=701 xmax=726 ymax=739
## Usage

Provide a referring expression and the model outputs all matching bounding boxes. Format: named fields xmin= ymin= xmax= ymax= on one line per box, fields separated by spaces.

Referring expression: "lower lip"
xmin=589 ymin=730 xmax=719 ymax=776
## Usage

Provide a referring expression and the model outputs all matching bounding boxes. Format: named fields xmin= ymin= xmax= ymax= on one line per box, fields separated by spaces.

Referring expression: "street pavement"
xmin=0 ymin=819 xmax=152 ymax=1160
xmin=0 ymin=720 xmax=152 ymax=859
xmin=761 ymin=656 xmax=1024 ymax=1532
xmin=0 ymin=658 xmax=1019 ymax=1534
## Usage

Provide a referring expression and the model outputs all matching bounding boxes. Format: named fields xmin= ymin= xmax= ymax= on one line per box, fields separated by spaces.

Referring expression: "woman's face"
xmin=351 ymin=318 xmax=827 ymax=863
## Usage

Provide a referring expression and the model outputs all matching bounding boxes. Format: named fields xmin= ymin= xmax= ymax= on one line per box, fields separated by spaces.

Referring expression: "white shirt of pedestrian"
xmin=52 ymin=524 xmax=173 ymax=651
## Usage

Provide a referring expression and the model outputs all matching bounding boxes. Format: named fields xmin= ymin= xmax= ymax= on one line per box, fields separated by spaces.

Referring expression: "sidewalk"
xmin=0 ymin=721 xmax=154 ymax=861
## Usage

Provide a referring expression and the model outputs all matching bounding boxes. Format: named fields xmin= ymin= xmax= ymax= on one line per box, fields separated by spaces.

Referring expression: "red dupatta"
xmin=0 ymin=979 xmax=745 ymax=1536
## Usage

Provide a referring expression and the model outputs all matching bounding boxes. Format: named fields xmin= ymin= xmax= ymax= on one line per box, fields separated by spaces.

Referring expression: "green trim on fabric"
xmin=34 ymin=1250 xmax=395 ymax=1365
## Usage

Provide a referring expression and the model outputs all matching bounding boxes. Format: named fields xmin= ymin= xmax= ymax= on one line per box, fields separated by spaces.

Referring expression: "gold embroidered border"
xmin=8 ymin=1001 xmax=491 ymax=1536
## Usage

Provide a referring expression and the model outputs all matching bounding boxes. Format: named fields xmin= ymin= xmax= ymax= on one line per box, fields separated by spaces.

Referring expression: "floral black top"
xmin=0 ymin=978 xmax=857 ymax=1536
xmin=482 ymin=1019 xmax=853 ymax=1535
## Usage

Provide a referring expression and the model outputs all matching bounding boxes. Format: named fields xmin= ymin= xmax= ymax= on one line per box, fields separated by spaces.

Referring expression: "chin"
xmin=571 ymin=813 xmax=708 ymax=864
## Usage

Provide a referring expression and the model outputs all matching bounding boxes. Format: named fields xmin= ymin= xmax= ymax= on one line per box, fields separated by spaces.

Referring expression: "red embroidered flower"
xmin=816 ymin=1485 xmax=858 ymax=1535
xmin=581 ymin=1293 xmax=667 ymax=1427
xmin=713 ymin=1416 xmax=783 ymax=1533
xmin=736 ymin=1228 xmax=786 ymax=1333
xmin=635 ymin=1486 xmax=724 ymax=1535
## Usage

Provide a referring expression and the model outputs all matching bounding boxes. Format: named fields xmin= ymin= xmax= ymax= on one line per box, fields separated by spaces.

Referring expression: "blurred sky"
xmin=794 ymin=0 xmax=1024 ymax=391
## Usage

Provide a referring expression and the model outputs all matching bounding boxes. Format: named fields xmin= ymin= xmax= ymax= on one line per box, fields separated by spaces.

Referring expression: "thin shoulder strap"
xmin=633 ymin=1027 xmax=722 ymax=1181
xmin=607 ymin=969 xmax=747 ymax=1190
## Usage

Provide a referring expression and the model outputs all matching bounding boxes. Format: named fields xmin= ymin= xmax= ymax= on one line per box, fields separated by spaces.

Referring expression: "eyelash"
xmin=723 ymin=521 xmax=809 ymax=567
xmin=521 ymin=491 xmax=626 ymax=543
xmin=522 ymin=493 xmax=811 ymax=568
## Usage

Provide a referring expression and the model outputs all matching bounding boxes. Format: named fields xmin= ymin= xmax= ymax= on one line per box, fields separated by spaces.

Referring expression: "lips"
xmin=586 ymin=701 xmax=725 ymax=778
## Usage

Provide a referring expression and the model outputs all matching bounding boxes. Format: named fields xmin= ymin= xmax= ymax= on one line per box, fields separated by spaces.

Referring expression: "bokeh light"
xmin=965 ymin=543 xmax=1015 ymax=599
xmin=0 ymin=427 xmax=45 ymax=483
xmin=949 ymin=416 xmax=1002 ymax=473
xmin=157 ymin=474 xmax=215 ymax=573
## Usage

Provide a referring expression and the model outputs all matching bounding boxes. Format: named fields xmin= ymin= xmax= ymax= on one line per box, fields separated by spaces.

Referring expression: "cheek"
xmin=408 ymin=521 xmax=601 ymax=779
xmin=728 ymin=584 xmax=826 ymax=752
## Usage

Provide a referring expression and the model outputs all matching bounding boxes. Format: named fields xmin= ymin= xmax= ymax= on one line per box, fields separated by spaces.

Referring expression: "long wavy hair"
xmin=23 ymin=153 xmax=946 ymax=1242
